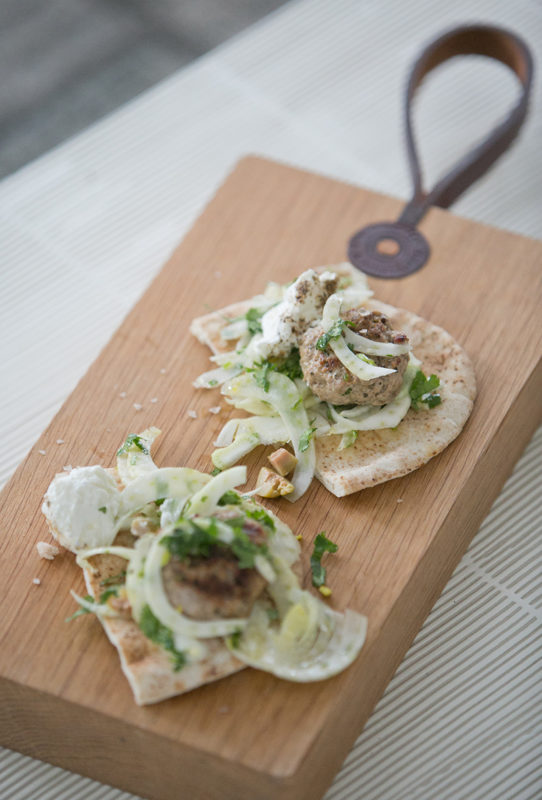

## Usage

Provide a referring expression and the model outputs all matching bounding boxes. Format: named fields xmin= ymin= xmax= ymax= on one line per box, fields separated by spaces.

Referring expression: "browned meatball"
xmin=299 ymin=309 xmax=409 ymax=406
xmin=161 ymin=511 xmax=267 ymax=620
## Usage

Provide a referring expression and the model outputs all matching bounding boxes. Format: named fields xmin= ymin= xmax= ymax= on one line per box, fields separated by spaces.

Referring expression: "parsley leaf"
xmin=310 ymin=532 xmax=338 ymax=588
xmin=117 ymin=434 xmax=149 ymax=457
xmin=249 ymin=360 xmax=273 ymax=392
xmin=273 ymin=347 xmax=303 ymax=381
xmin=299 ymin=425 xmax=317 ymax=452
xmin=245 ymin=307 xmax=265 ymax=335
xmin=65 ymin=594 xmax=95 ymax=623
xmin=99 ymin=588 xmax=119 ymax=604
xmin=100 ymin=571 xmax=126 ymax=587
xmin=211 ymin=467 xmax=222 ymax=476
xmin=409 ymin=370 xmax=442 ymax=410
xmin=316 ymin=319 xmax=354 ymax=351
xmin=245 ymin=506 xmax=275 ymax=532
xmin=98 ymin=506 xmax=107 ymax=514
xmin=229 ymin=630 xmax=242 ymax=648
xmin=139 ymin=604 xmax=186 ymax=671
xmin=218 ymin=490 xmax=242 ymax=506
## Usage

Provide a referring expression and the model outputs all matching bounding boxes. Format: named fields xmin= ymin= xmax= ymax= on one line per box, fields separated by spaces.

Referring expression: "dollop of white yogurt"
xmin=42 ymin=465 xmax=121 ymax=552
xmin=250 ymin=269 xmax=338 ymax=360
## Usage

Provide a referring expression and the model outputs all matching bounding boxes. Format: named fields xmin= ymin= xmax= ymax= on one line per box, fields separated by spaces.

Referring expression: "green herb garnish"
xmin=409 ymin=370 xmax=442 ymax=409
xmin=249 ymin=360 xmax=273 ymax=392
xmin=98 ymin=506 xmax=107 ymax=514
xmin=316 ymin=319 xmax=354 ymax=351
xmin=274 ymin=347 xmax=303 ymax=381
xmin=138 ymin=605 xmax=187 ymax=671
xmin=229 ymin=630 xmax=242 ymax=648
xmin=299 ymin=425 xmax=317 ymax=452
xmin=245 ymin=307 xmax=265 ymax=335
xmin=218 ymin=490 xmax=242 ymax=506
xmin=100 ymin=571 xmax=126 ymax=587
xmin=245 ymin=506 xmax=275 ymax=532
xmin=117 ymin=434 xmax=149 ymax=457
xmin=208 ymin=379 xmax=218 ymax=386
xmin=266 ymin=607 xmax=280 ymax=621
xmin=358 ymin=353 xmax=375 ymax=366
xmin=65 ymin=595 xmax=94 ymax=622
xmin=310 ymin=532 xmax=338 ymax=588
xmin=99 ymin=588 xmax=119 ymax=604
xmin=163 ymin=516 xmax=269 ymax=569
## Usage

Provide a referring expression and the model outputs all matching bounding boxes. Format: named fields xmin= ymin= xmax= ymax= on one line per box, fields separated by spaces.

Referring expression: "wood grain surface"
xmin=1 ymin=156 xmax=541 ymax=800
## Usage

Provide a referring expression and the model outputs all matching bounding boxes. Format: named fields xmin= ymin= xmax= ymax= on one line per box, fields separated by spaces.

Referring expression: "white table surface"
xmin=1 ymin=1 xmax=541 ymax=798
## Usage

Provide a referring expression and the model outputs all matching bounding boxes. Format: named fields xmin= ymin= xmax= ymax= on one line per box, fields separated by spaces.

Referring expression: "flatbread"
xmin=70 ymin=523 xmax=244 ymax=706
xmin=190 ymin=266 xmax=476 ymax=497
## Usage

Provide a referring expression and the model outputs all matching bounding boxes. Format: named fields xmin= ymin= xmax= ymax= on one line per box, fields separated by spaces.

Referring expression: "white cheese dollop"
xmin=42 ymin=466 xmax=121 ymax=552
xmin=250 ymin=269 xmax=338 ymax=360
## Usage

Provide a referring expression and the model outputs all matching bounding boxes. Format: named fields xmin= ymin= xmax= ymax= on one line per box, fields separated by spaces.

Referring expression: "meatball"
xmin=299 ymin=309 xmax=409 ymax=406
xmin=161 ymin=510 xmax=267 ymax=620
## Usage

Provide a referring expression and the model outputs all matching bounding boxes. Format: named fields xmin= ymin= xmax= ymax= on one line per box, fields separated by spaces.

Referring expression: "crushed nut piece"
xmin=56 ymin=439 xmax=65 ymax=445
xmin=268 ymin=447 xmax=298 ymax=476
xmin=32 ymin=578 xmax=41 ymax=585
xmin=209 ymin=406 xmax=221 ymax=415
xmin=160 ymin=368 xmax=167 ymax=374
xmin=255 ymin=467 xmax=294 ymax=498
xmin=38 ymin=449 xmax=46 ymax=455
xmin=133 ymin=403 xmax=143 ymax=411
xmin=187 ymin=410 xmax=198 ymax=419
xmin=150 ymin=397 xmax=158 ymax=403
xmin=119 ymin=391 xmax=127 ymax=398
xmin=37 ymin=541 xmax=60 ymax=560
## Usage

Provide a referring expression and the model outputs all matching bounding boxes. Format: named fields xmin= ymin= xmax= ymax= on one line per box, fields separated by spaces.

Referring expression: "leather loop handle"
xmin=398 ymin=25 xmax=534 ymax=227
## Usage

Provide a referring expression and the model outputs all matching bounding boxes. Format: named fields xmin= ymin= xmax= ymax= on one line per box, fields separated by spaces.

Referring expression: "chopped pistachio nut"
xmin=255 ymin=467 xmax=294 ymax=498
xmin=267 ymin=447 xmax=298 ymax=477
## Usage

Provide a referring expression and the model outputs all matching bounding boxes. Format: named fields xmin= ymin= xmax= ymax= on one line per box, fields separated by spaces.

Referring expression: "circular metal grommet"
xmin=348 ymin=222 xmax=430 ymax=279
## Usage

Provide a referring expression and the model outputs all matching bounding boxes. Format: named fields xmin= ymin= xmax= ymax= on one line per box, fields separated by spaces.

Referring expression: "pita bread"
xmin=190 ymin=266 xmax=476 ymax=497
xmin=79 ymin=532 xmax=244 ymax=705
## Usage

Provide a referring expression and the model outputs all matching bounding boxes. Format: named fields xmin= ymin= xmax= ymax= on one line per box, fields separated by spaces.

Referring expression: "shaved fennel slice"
xmin=221 ymin=372 xmax=315 ymax=501
xmin=193 ymin=365 xmax=243 ymax=388
xmin=187 ymin=466 xmax=247 ymax=516
xmin=116 ymin=426 xmax=161 ymax=486
xmin=143 ymin=533 xmax=248 ymax=640
xmin=212 ymin=417 xmax=289 ymax=470
xmin=70 ymin=590 xmax=120 ymax=618
xmin=117 ymin=468 xmax=210 ymax=523
xmin=343 ymin=326 xmax=410 ymax=357
xmin=328 ymin=358 xmax=419 ymax=434
xmin=225 ymin=397 xmax=277 ymax=416
xmin=221 ymin=318 xmax=248 ymax=340
xmin=322 ymin=295 xmax=395 ymax=381
xmin=227 ymin=556 xmax=367 ymax=681
xmin=125 ymin=534 xmax=153 ymax=624
xmin=214 ymin=418 xmax=242 ymax=447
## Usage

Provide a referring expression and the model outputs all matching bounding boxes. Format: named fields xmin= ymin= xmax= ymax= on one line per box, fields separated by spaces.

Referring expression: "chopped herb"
xmin=65 ymin=595 xmax=94 ymax=622
xmin=245 ymin=506 xmax=275 ymax=532
xmin=248 ymin=360 xmax=273 ymax=392
xmin=292 ymin=397 xmax=303 ymax=410
xmin=99 ymin=588 xmax=119 ymax=604
xmin=310 ymin=532 xmax=338 ymax=588
xmin=138 ymin=605 xmax=187 ymax=671
xmin=409 ymin=370 xmax=442 ymax=410
xmin=316 ymin=319 xmax=354 ymax=351
xmin=117 ymin=434 xmax=149 ymax=457
xmin=266 ymin=607 xmax=280 ymax=621
xmin=218 ymin=490 xmax=242 ymax=506
xmin=342 ymin=387 xmax=353 ymax=396
xmin=98 ymin=506 xmax=107 ymax=514
xmin=211 ymin=467 xmax=222 ymax=476
xmin=229 ymin=630 xmax=242 ymax=648
xmin=274 ymin=347 xmax=303 ymax=381
xmin=100 ymin=570 xmax=126 ymax=586
xmin=163 ymin=515 xmax=269 ymax=569
xmin=358 ymin=353 xmax=375 ymax=365
xmin=230 ymin=532 xmax=268 ymax=569
xmin=343 ymin=372 xmax=351 ymax=382
xmin=208 ymin=379 xmax=218 ymax=386
xmin=154 ymin=497 xmax=166 ymax=506
xmin=299 ymin=426 xmax=317 ymax=452
xmin=245 ymin=307 xmax=265 ymax=335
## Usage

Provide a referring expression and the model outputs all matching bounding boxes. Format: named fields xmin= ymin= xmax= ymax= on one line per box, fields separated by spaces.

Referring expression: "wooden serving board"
xmin=1 ymin=157 xmax=541 ymax=800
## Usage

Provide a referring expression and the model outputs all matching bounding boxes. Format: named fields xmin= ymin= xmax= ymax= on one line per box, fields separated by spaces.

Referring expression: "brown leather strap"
xmin=398 ymin=24 xmax=534 ymax=227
